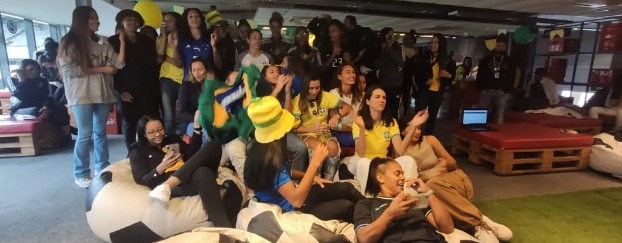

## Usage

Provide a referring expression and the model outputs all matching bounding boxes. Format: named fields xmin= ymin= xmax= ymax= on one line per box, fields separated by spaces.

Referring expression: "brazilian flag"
xmin=198 ymin=66 xmax=260 ymax=144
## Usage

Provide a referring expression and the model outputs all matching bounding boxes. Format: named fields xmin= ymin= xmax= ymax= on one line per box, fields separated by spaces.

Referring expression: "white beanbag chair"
xmin=158 ymin=227 xmax=270 ymax=243
xmin=86 ymin=159 xmax=246 ymax=242
xmin=591 ymin=133 xmax=622 ymax=179
xmin=237 ymin=200 xmax=356 ymax=243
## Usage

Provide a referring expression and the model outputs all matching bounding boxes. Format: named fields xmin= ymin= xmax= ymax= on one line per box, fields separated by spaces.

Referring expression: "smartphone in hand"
xmin=404 ymin=185 xmax=431 ymax=209
xmin=165 ymin=143 xmax=180 ymax=154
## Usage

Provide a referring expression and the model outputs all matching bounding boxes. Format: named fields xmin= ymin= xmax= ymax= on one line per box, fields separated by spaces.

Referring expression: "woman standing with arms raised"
xmin=58 ymin=6 xmax=125 ymax=188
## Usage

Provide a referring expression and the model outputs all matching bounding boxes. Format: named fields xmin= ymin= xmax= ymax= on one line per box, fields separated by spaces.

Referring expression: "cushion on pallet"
xmin=0 ymin=90 xmax=11 ymax=98
xmin=0 ymin=119 xmax=39 ymax=134
xmin=454 ymin=123 xmax=593 ymax=150
xmin=505 ymin=112 xmax=602 ymax=129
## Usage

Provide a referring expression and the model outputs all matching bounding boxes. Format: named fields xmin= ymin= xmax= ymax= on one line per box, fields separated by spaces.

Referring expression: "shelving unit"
xmin=530 ymin=21 xmax=622 ymax=107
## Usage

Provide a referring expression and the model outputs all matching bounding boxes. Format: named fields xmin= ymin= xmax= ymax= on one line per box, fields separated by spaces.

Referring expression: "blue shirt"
xmin=254 ymin=162 xmax=295 ymax=212
xmin=178 ymin=36 xmax=213 ymax=81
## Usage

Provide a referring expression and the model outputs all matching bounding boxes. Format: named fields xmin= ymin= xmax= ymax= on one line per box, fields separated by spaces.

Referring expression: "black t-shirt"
xmin=354 ymin=197 xmax=447 ymax=243
xmin=529 ymin=81 xmax=547 ymax=99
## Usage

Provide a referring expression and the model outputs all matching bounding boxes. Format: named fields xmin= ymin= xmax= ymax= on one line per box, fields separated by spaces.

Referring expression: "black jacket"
xmin=128 ymin=133 xmax=201 ymax=189
xmin=9 ymin=77 xmax=53 ymax=114
xmin=177 ymin=81 xmax=202 ymax=134
xmin=475 ymin=53 xmax=515 ymax=93
xmin=413 ymin=53 xmax=457 ymax=92
xmin=108 ymin=33 xmax=159 ymax=94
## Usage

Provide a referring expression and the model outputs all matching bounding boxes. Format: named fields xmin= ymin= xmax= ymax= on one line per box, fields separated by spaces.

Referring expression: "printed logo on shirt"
xmin=319 ymin=105 xmax=327 ymax=114
xmin=375 ymin=203 xmax=388 ymax=211
xmin=384 ymin=131 xmax=390 ymax=139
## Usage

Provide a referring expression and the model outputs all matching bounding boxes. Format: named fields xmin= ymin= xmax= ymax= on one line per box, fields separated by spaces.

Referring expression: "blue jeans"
xmin=287 ymin=132 xmax=309 ymax=172
xmin=185 ymin=122 xmax=209 ymax=145
xmin=161 ymin=78 xmax=180 ymax=136
xmin=72 ymin=103 xmax=110 ymax=179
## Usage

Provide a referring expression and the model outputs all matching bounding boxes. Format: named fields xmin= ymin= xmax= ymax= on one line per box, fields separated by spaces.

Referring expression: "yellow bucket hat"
xmin=248 ymin=97 xmax=294 ymax=143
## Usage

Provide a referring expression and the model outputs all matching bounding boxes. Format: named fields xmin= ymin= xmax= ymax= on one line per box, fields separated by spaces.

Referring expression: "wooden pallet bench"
xmin=451 ymin=123 xmax=593 ymax=175
xmin=452 ymin=134 xmax=590 ymax=175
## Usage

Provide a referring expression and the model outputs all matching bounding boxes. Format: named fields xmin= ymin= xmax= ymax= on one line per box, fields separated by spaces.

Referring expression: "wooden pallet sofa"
xmin=504 ymin=112 xmax=603 ymax=135
xmin=452 ymin=123 xmax=593 ymax=175
xmin=0 ymin=90 xmax=61 ymax=157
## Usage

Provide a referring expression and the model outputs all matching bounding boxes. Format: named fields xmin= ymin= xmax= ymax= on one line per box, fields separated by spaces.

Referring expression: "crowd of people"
xmin=23 ymin=5 xmax=619 ymax=242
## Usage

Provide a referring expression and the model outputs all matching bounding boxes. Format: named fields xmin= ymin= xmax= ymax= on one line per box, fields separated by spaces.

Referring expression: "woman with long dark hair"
xmin=320 ymin=19 xmax=350 ymax=91
xmin=455 ymin=56 xmax=473 ymax=82
xmin=344 ymin=85 xmax=427 ymax=192
xmin=354 ymin=157 xmax=454 ymax=242
xmin=398 ymin=117 xmax=513 ymax=242
xmin=292 ymin=72 xmax=351 ymax=180
xmin=212 ymin=20 xmax=237 ymax=77
xmin=129 ymin=114 xmax=242 ymax=228
xmin=414 ymin=33 xmax=456 ymax=135
xmin=288 ymin=27 xmax=322 ymax=67
xmin=376 ymin=27 xmax=405 ymax=120
xmin=245 ymin=96 xmax=364 ymax=222
xmin=176 ymin=8 xmax=214 ymax=82
xmin=329 ymin=63 xmax=363 ymax=147
xmin=109 ymin=9 xmax=160 ymax=148
xmin=157 ymin=12 xmax=184 ymax=137
xmin=58 ymin=6 xmax=125 ymax=188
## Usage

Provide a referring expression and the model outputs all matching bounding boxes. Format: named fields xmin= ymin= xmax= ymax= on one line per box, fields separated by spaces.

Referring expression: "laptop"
xmin=462 ymin=109 xmax=496 ymax=131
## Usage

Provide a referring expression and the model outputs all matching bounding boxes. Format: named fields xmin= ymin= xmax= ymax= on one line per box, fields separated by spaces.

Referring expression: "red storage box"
xmin=549 ymin=38 xmax=580 ymax=53
xmin=599 ymin=23 xmax=622 ymax=52
xmin=589 ymin=69 xmax=622 ymax=87
xmin=544 ymin=58 xmax=567 ymax=83
xmin=106 ymin=108 xmax=121 ymax=135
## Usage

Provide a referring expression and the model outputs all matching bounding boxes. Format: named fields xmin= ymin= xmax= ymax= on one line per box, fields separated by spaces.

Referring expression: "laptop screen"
xmin=462 ymin=109 xmax=488 ymax=125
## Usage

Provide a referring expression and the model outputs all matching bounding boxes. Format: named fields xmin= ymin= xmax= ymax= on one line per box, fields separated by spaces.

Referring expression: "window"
xmin=2 ymin=14 xmax=28 ymax=72
xmin=33 ymin=20 xmax=51 ymax=51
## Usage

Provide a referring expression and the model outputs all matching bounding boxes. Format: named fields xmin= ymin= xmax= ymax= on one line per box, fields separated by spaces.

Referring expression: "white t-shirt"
xmin=234 ymin=50 xmax=274 ymax=71
xmin=329 ymin=88 xmax=362 ymax=126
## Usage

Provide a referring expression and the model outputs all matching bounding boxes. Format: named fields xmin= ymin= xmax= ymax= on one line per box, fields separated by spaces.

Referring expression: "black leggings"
xmin=298 ymin=182 xmax=365 ymax=223
xmin=415 ymin=89 xmax=444 ymax=135
xmin=170 ymin=142 xmax=242 ymax=228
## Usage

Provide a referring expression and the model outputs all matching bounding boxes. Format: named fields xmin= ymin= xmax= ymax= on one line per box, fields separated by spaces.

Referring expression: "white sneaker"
xmin=149 ymin=184 xmax=172 ymax=203
xmin=483 ymin=215 xmax=513 ymax=241
xmin=474 ymin=226 xmax=499 ymax=243
xmin=74 ymin=177 xmax=92 ymax=189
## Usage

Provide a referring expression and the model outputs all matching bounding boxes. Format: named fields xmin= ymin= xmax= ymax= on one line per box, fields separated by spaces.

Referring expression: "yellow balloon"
xmin=133 ymin=0 xmax=162 ymax=29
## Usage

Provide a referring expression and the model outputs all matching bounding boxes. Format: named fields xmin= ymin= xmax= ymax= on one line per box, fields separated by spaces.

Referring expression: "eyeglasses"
xmin=296 ymin=32 xmax=309 ymax=37
xmin=146 ymin=128 xmax=165 ymax=137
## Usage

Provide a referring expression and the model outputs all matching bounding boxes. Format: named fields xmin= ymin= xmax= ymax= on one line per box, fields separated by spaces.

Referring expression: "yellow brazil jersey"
xmin=429 ymin=62 xmax=441 ymax=91
xmin=158 ymin=36 xmax=184 ymax=84
xmin=292 ymin=91 xmax=340 ymax=138
xmin=352 ymin=118 xmax=400 ymax=159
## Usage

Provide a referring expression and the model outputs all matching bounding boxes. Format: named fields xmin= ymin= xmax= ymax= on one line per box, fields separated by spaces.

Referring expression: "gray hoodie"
xmin=58 ymin=35 xmax=123 ymax=106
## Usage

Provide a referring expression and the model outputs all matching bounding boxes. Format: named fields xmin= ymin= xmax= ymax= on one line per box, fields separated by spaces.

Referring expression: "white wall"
xmin=0 ymin=0 xmax=121 ymax=36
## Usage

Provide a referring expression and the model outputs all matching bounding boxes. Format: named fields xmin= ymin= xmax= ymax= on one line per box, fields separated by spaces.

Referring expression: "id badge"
xmin=494 ymin=71 xmax=500 ymax=79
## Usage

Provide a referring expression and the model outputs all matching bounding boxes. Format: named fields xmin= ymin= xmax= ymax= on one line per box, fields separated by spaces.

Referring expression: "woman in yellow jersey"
xmin=157 ymin=12 xmax=184 ymax=137
xmin=414 ymin=33 xmax=456 ymax=135
xmin=292 ymin=72 xmax=352 ymax=180
xmin=346 ymin=85 xmax=429 ymax=193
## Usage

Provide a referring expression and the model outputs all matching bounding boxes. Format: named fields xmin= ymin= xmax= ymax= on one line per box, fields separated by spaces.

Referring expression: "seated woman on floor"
xmin=255 ymin=64 xmax=309 ymax=173
xmin=245 ymin=96 xmax=365 ymax=223
xmin=343 ymin=85 xmax=428 ymax=192
xmin=329 ymin=63 xmax=364 ymax=148
xmin=354 ymin=157 xmax=454 ymax=243
xmin=8 ymin=59 xmax=71 ymax=139
xmin=129 ymin=114 xmax=242 ymax=228
xmin=399 ymin=115 xmax=512 ymax=243
xmin=292 ymin=72 xmax=352 ymax=180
